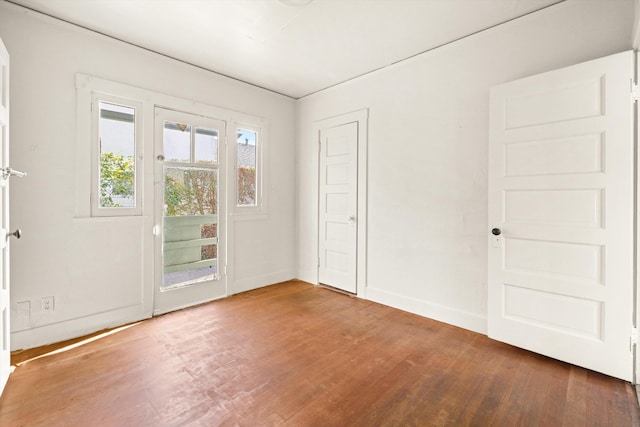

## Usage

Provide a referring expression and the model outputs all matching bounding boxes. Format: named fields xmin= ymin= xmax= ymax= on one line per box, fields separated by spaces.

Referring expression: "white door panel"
xmin=488 ymin=50 xmax=633 ymax=381
xmin=319 ymin=122 xmax=357 ymax=293
xmin=0 ymin=37 xmax=11 ymax=396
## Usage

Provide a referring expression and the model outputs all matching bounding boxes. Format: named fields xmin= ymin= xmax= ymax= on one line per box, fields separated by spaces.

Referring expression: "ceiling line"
xmin=3 ymin=0 xmax=296 ymax=100
xmin=298 ymin=0 xmax=567 ymax=99
xmin=5 ymin=0 xmax=567 ymax=100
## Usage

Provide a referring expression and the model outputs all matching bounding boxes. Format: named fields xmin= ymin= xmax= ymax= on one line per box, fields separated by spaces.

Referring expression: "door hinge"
xmin=631 ymin=326 xmax=638 ymax=349
xmin=632 ymin=82 xmax=640 ymax=101
xmin=318 ymin=257 xmax=321 ymax=268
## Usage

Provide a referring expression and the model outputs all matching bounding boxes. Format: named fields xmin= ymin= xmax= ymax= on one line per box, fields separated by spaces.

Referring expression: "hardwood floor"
xmin=0 ymin=280 xmax=638 ymax=426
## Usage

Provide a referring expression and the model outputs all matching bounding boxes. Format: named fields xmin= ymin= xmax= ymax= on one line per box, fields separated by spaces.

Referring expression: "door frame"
xmin=0 ymin=36 xmax=10 ymax=397
xmin=152 ymin=107 xmax=227 ymax=315
xmin=313 ymin=109 xmax=368 ymax=297
xmin=635 ymin=50 xmax=640 ymax=385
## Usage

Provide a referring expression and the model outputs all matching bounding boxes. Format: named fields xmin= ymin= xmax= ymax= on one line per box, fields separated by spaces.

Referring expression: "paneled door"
xmin=488 ymin=51 xmax=634 ymax=381
xmin=0 ymin=37 xmax=9 ymax=397
xmin=154 ymin=108 xmax=226 ymax=314
xmin=0 ymin=37 xmax=23 ymax=396
xmin=318 ymin=121 xmax=358 ymax=293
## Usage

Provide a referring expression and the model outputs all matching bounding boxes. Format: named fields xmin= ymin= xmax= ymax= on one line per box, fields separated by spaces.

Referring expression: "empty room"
xmin=0 ymin=0 xmax=639 ymax=425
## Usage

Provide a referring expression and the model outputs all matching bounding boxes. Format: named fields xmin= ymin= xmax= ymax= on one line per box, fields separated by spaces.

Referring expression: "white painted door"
xmin=153 ymin=108 xmax=226 ymax=315
xmin=488 ymin=50 xmax=634 ymax=381
xmin=0 ymin=37 xmax=12 ymax=396
xmin=319 ymin=121 xmax=358 ymax=293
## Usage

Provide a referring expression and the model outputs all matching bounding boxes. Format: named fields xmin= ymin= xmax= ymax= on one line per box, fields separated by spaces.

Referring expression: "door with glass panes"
xmin=154 ymin=108 xmax=226 ymax=314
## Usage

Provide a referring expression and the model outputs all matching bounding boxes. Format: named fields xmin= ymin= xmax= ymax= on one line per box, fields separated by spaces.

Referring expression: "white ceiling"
xmin=9 ymin=0 xmax=563 ymax=98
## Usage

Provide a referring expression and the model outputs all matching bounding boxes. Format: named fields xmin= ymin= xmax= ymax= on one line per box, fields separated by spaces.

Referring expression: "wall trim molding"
xmin=365 ymin=286 xmax=488 ymax=335
xmin=11 ymin=305 xmax=150 ymax=352
xmin=230 ymin=270 xmax=296 ymax=296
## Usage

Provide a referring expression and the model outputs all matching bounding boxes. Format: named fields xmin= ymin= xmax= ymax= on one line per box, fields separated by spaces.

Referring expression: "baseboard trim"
xmin=230 ymin=270 xmax=296 ymax=295
xmin=365 ymin=286 xmax=487 ymax=335
xmin=296 ymin=268 xmax=317 ymax=285
xmin=11 ymin=304 xmax=150 ymax=351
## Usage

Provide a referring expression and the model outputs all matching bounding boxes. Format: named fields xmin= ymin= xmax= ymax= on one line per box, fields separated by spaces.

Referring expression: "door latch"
xmin=0 ymin=167 xmax=26 ymax=180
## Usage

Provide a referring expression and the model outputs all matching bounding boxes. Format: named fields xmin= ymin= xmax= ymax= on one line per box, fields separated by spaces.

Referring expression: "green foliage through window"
xmin=164 ymin=168 xmax=217 ymax=216
xmin=238 ymin=166 xmax=256 ymax=206
xmin=99 ymin=152 xmax=134 ymax=207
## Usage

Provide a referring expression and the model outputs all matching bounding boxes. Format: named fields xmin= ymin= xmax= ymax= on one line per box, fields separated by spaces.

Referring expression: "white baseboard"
xmin=365 ymin=286 xmax=487 ymax=335
xmin=296 ymin=268 xmax=317 ymax=285
xmin=11 ymin=304 xmax=150 ymax=351
xmin=11 ymin=271 xmax=297 ymax=351
xmin=229 ymin=269 xmax=296 ymax=295
xmin=12 ymin=279 xmax=485 ymax=351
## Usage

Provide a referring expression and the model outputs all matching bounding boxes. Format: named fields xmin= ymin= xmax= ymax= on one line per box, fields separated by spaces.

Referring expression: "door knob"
xmin=348 ymin=216 xmax=356 ymax=224
xmin=491 ymin=228 xmax=501 ymax=236
xmin=0 ymin=167 xmax=27 ymax=180
xmin=7 ymin=229 xmax=21 ymax=239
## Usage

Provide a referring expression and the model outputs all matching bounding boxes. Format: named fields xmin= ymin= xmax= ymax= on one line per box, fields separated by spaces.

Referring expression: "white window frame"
xmin=90 ymin=93 xmax=143 ymax=217
xmin=231 ymin=119 xmax=268 ymax=219
xmin=76 ymin=73 xmax=269 ymax=223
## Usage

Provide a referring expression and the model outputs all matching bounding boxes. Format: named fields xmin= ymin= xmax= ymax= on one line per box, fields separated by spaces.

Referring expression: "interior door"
xmin=0 ymin=37 xmax=9 ymax=396
xmin=318 ymin=121 xmax=358 ymax=293
xmin=153 ymin=108 xmax=226 ymax=315
xmin=488 ymin=50 xmax=634 ymax=381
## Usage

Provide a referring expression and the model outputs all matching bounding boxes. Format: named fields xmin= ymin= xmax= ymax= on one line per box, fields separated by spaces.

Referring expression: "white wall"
xmin=297 ymin=0 xmax=635 ymax=334
xmin=0 ymin=2 xmax=297 ymax=349
xmin=634 ymin=0 xmax=640 ymax=48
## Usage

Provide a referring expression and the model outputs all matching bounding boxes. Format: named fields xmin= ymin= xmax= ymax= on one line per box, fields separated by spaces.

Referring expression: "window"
xmin=77 ymin=74 xmax=267 ymax=220
xmin=91 ymin=94 xmax=143 ymax=216
xmin=236 ymin=128 xmax=258 ymax=207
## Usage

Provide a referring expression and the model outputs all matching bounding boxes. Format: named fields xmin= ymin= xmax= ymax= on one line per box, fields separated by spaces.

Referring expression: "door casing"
xmin=0 ymin=36 xmax=10 ymax=397
xmin=313 ymin=109 xmax=368 ymax=297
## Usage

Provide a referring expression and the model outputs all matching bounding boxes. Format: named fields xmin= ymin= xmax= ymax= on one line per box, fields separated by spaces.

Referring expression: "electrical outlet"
xmin=41 ymin=296 xmax=54 ymax=312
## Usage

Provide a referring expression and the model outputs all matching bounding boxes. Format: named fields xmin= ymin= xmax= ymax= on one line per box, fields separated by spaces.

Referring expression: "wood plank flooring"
xmin=0 ymin=280 xmax=638 ymax=426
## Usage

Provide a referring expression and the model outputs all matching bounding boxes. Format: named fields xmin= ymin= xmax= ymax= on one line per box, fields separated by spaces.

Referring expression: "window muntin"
xmin=163 ymin=122 xmax=219 ymax=165
xmin=98 ymin=101 xmax=136 ymax=209
xmin=237 ymin=128 xmax=257 ymax=207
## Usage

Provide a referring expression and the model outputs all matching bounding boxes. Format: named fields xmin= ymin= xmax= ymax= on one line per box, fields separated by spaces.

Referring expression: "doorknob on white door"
xmin=348 ymin=216 xmax=356 ymax=224
xmin=0 ymin=167 xmax=26 ymax=179
xmin=7 ymin=229 xmax=21 ymax=239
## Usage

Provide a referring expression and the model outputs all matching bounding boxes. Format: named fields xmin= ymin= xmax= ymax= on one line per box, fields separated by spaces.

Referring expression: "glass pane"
xmin=98 ymin=102 xmax=135 ymax=208
xmin=163 ymin=121 xmax=191 ymax=162
xmin=237 ymin=129 xmax=257 ymax=206
xmin=195 ymin=127 xmax=218 ymax=164
xmin=162 ymin=167 xmax=218 ymax=289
